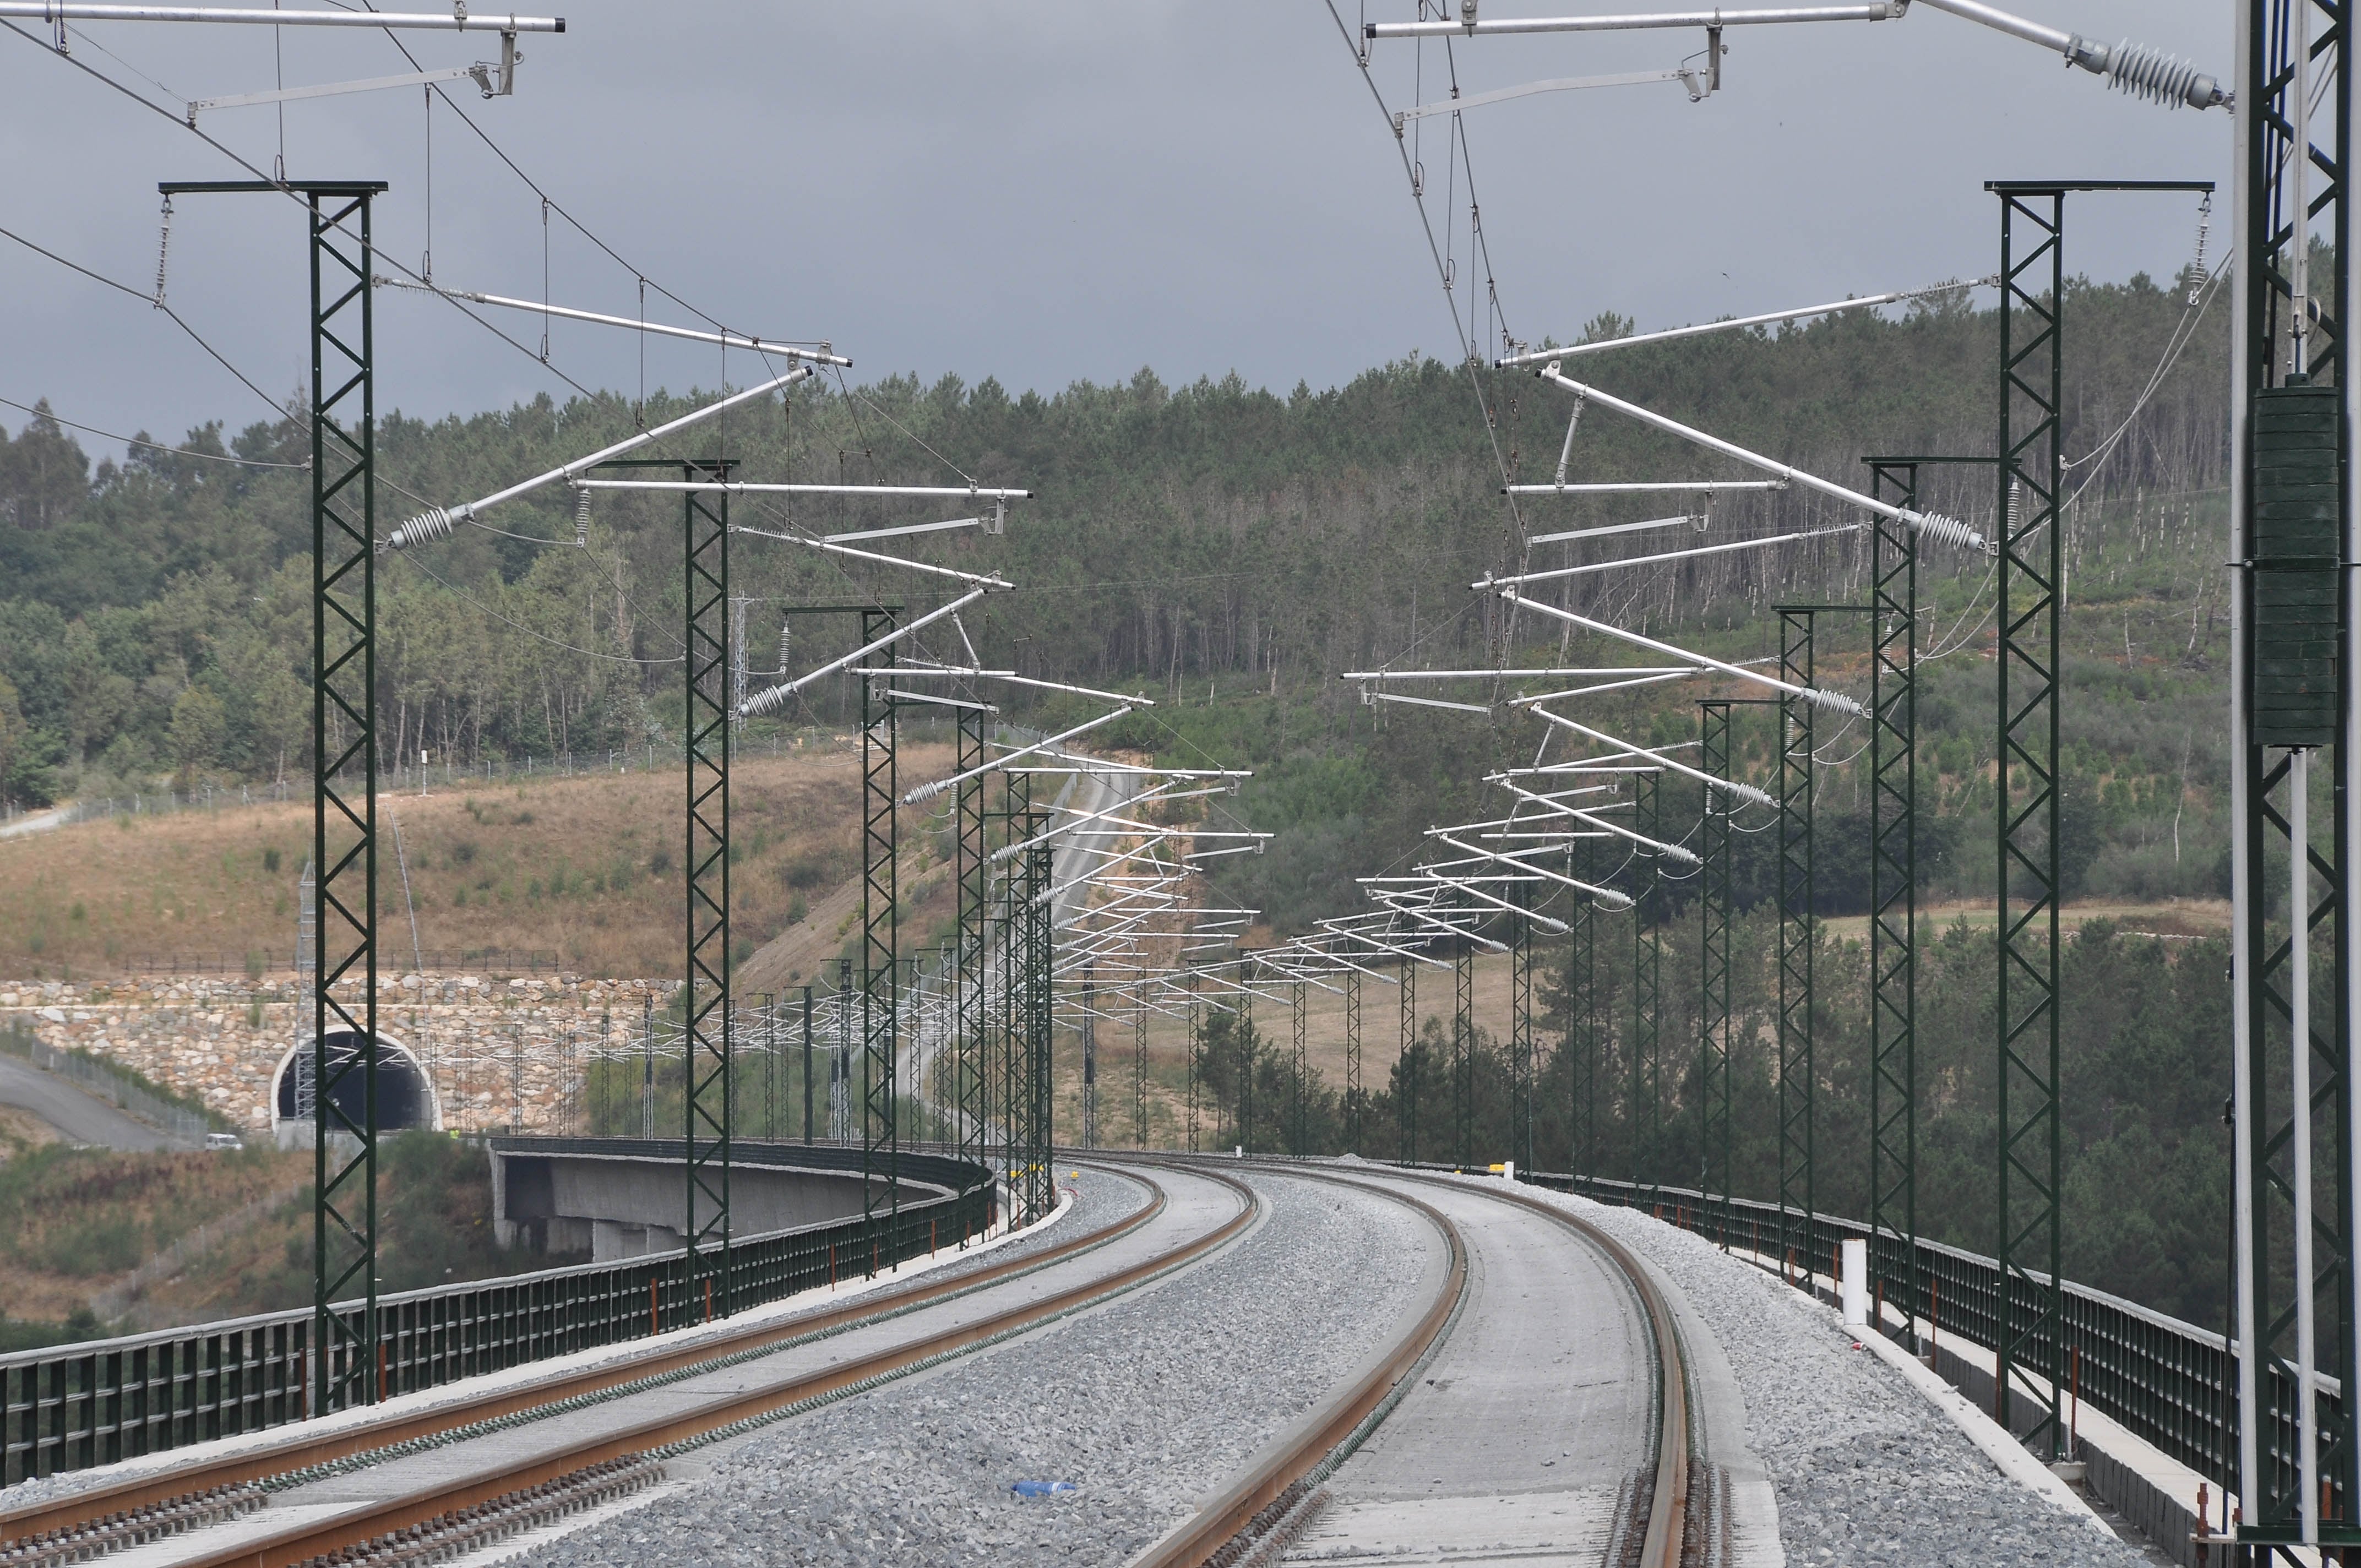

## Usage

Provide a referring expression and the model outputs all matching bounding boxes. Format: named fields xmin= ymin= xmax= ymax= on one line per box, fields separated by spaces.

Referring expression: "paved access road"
xmin=0 ymin=1053 xmax=175 ymax=1150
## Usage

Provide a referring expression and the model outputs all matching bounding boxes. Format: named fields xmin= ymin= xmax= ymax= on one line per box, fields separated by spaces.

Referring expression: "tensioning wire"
xmin=388 ymin=549 xmax=684 ymax=667
xmin=0 ymin=394 xmax=307 ymax=469
xmin=0 ymin=210 xmax=287 ymax=416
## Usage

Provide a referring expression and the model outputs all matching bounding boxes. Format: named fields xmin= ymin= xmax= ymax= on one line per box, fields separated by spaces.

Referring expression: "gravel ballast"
xmin=0 ymin=1174 xmax=1134 ymax=1516
xmin=1509 ymin=1184 xmax=2152 ymax=1568
xmin=514 ymin=1168 xmax=1435 ymax=1568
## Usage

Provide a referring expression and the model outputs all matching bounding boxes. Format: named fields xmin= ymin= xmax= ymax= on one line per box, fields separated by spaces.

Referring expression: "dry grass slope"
xmin=0 ymin=744 xmax=953 ymax=980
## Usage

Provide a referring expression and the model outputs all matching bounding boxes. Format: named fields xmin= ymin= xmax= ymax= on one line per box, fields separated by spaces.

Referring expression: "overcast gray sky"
xmin=0 ymin=0 xmax=2232 ymax=453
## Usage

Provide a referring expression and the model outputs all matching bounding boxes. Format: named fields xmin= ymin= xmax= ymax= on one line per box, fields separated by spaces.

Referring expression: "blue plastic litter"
xmin=1010 ymin=1480 xmax=1078 ymax=1499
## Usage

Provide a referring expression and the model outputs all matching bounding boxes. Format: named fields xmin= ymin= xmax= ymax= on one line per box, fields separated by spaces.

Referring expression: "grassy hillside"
xmin=0 ymin=1127 xmax=571 ymax=1342
xmin=0 ymin=742 xmax=956 ymax=979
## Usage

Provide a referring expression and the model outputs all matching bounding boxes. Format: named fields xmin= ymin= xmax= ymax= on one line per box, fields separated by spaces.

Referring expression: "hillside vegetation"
xmin=0 ymin=263 xmax=2243 ymax=1330
xmin=0 ymin=1125 xmax=567 ymax=1342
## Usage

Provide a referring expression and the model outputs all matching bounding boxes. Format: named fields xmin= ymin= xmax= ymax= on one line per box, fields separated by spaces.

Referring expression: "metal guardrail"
xmin=1508 ymin=1166 xmax=2279 ymax=1511
xmin=0 ymin=1139 xmax=997 ymax=1489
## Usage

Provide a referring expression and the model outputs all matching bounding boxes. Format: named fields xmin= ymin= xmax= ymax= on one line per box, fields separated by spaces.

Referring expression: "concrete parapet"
xmin=487 ymin=1142 xmax=894 ymax=1262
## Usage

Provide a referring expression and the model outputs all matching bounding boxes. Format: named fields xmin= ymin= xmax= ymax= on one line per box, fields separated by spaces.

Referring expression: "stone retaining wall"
xmin=0 ymin=972 xmax=679 ymax=1134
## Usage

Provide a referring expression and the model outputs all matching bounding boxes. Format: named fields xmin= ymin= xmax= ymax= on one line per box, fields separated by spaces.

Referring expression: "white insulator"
xmin=386 ymin=505 xmax=460 ymax=551
xmin=573 ymin=488 xmax=590 ymax=548
xmin=1718 ymin=779 xmax=1781 ymax=812
xmin=2106 ymin=39 xmax=2226 ymax=110
xmin=1900 ymin=508 xmax=1987 ymax=554
xmin=1594 ymin=889 xmax=1636 ymax=912
xmin=1798 ymin=684 xmax=1869 ymax=720
xmin=2065 ymin=32 xmax=2227 ymax=110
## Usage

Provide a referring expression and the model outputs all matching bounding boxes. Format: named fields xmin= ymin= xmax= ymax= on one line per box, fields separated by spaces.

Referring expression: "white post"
xmin=1841 ymin=1237 xmax=1869 ymax=1327
xmin=2228 ymin=0 xmax=2262 ymax=1525
xmin=2292 ymin=747 xmax=2319 ymax=1544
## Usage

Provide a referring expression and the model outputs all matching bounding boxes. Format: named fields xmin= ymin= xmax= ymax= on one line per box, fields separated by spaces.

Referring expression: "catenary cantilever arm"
xmin=1368 ymin=4 xmax=1901 ymax=37
xmin=1911 ymin=0 xmax=2227 ymax=110
xmin=386 ymin=366 xmax=812 ymax=548
xmin=1498 ymin=278 xmax=1988 ymax=367
xmin=1533 ymin=366 xmax=1985 ymax=551
xmin=0 ymin=3 xmax=560 ymax=26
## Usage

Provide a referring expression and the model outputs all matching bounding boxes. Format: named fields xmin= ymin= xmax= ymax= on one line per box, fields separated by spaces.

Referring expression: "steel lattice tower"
xmin=165 ymin=178 xmax=391 ymax=1409
xmin=1290 ymin=978 xmax=1309 ymax=1155
xmin=955 ymin=706 xmax=988 ymax=1215
xmin=178 ymin=179 xmax=399 ymax=1411
xmin=303 ymin=183 xmax=382 ymax=1408
xmin=997 ymin=773 xmax=1027 ymax=1209
xmin=1239 ymin=984 xmax=1257 ymax=1155
xmin=683 ymin=459 xmax=735 ymax=1315
xmin=1133 ymin=992 xmax=1148 ymax=1150
xmin=1776 ymin=609 xmax=1816 ymax=1280
xmin=1080 ymin=968 xmax=1098 ymax=1150
xmin=1023 ymin=809 xmax=1056 ymax=1219
xmin=1699 ymin=701 xmax=1736 ymax=1241
xmin=2230 ymin=0 xmax=2355 ymax=1547
xmin=1632 ymin=769 xmax=1663 ymax=1204
xmin=1185 ymin=968 xmax=1202 ymax=1153
xmin=1993 ymin=184 xmax=2070 ymax=1455
xmin=859 ymin=612 xmax=900 ymax=1269
xmin=1992 ymin=177 xmax=2212 ymax=1456
xmin=1511 ymin=881 xmax=1535 ymax=1174
xmin=1398 ymin=956 xmax=1418 ymax=1164
xmin=1569 ymin=837 xmax=1600 ymax=1180
xmin=1454 ymin=929 xmax=1476 ymax=1168
xmin=1345 ymin=969 xmax=1363 ymax=1153
xmin=1865 ymin=472 xmax=1925 ymax=1339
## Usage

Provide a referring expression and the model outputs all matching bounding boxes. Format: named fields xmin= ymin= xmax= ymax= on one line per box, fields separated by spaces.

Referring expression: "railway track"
xmin=0 ymin=1164 xmax=1257 ymax=1568
xmin=6 ymin=1159 xmax=1708 ymax=1568
xmin=1129 ymin=1158 xmax=1702 ymax=1568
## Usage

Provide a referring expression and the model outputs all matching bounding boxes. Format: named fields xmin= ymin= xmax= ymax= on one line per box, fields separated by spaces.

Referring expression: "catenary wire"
xmin=0 ymin=394 xmax=308 ymax=468
xmin=0 ymin=214 xmax=289 ymax=415
xmin=388 ymin=548 xmax=685 ymax=666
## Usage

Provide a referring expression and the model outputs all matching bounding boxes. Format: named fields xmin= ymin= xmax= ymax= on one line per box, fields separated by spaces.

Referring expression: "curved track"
xmin=8 ymin=1161 xmax=1718 ymax=1568
xmin=0 ymin=1165 xmax=1257 ymax=1568
xmin=1128 ymin=1159 xmax=1703 ymax=1568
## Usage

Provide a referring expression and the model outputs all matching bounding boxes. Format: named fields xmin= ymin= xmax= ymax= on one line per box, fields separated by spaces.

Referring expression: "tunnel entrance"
xmin=272 ymin=1031 xmax=439 ymax=1133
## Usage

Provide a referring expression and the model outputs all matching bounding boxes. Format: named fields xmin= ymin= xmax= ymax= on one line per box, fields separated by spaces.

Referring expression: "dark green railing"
xmin=1 ymin=1139 xmax=995 ymax=1488
xmin=1501 ymin=1164 xmax=2273 ymax=1510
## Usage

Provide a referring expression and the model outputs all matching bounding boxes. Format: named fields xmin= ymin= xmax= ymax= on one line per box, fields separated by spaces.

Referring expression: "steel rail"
xmin=0 ymin=1170 xmax=1190 ymax=1547
xmin=18 ymin=1168 xmax=1259 ymax=1568
xmin=1133 ymin=1159 xmax=1696 ymax=1568
xmin=1123 ymin=1160 xmax=1468 ymax=1568
xmin=1414 ymin=1171 xmax=1694 ymax=1568
xmin=151 ymin=1169 xmax=1258 ymax=1568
